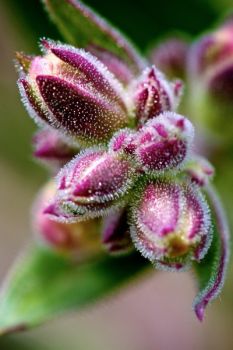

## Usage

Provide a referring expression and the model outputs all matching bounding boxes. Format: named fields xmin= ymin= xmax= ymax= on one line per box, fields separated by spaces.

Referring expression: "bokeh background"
xmin=1 ymin=0 xmax=233 ymax=349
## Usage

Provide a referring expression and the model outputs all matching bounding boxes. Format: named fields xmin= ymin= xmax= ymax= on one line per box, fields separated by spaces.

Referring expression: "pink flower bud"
xmin=130 ymin=180 xmax=212 ymax=269
xmin=185 ymin=156 xmax=214 ymax=187
xmin=33 ymin=128 xmax=77 ymax=170
xmin=33 ymin=181 xmax=101 ymax=256
xmin=102 ymin=209 xmax=132 ymax=254
xmin=188 ymin=20 xmax=233 ymax=142
xmin=134 ymin=112 xmax=194 ymax=172
xmin=45 ymin=149 xmax=135 ymax=222
xmin=149 ymin=37 xmax=189 ymax=79
xmin=17 ymin=40 xmax=130 ymax=146
xmin=133 ymin=66 xmax=183 ymax=126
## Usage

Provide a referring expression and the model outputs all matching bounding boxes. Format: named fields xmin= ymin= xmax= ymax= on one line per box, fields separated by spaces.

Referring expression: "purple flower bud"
xmin=33 ymin=128 xmax=77 ymax=170
xmin=102 ymin=209 xmax=132 ymax=254
xmin=33 ymin=181 xmax=101 ymax=256
xmin=188 ymin=21 xmax=233 ymax=142
xmin=17 ymin=40 xmax=130 ymax=146
xmin=185 ymin=156 xmax=214 ymax=187
xmin=130 ymin=180 xmax=212 ymax=268
xmin=45 ymin=149 xmax=135 ymax=222
xmin=133 ymin=66 xmax=183 ymax=126
xmin=134 ymin=112 xmax=194 ymax=172
xmin=149 ymin=37 xmax=189 ymax=79
xmin=87 ymin=45 xmax=135 ymax=85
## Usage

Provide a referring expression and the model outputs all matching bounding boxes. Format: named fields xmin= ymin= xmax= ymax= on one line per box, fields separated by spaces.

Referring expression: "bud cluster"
xmin=16 ymin=32 xmax=213 ymax=269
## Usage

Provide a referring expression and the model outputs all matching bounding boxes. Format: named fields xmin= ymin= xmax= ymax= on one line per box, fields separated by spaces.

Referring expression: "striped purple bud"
xmin=45 ymin=149 xmax=135 ymax=222
xmin=133 ymin=66 xmax=183 ymax=126
xmin=149 ymin=37 xmax=189 ymax=79
xmin=102 ymin=209 xmax=132 ymax=254
xmin=185 ymin=156 xmax=214 ymax=187
xmin=134 ymin=112 xmax=194 ymax=172
xmin=33 ymin=128 xmax=77 ymax=170
xmin=130 ymin=180 xmax=212 ymax=270
xmin=33 ymin=181 xmax=101 ymax=256
xmin=17 ymin=40 xmax=130 ymax=146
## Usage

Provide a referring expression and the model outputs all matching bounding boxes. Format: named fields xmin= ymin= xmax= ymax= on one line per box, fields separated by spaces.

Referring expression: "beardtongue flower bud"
xmin=134 ymin=112 xmax=194 ymax=172
xmin=33 ymin=181 xmax=101 ymax=257
xmin=17 ymin=40 xmax=130 ymax=146
xmin=133 ymin=66 xmax=183 ymax=126
xmin=188 ymin=20 xmax=233 ymax=143
xmin=45 ymin=149 xmax=136 ymax=222
xmin=149 ymin=37 xmax=189 ymax=80
xmin=130 ymin=179 xmax=212 ymax=270
xmin=184 ymin=156 xmax=214 ymax=187
xmin=102 ymin=209 xmax=132 ymax=253
xmin=33 ymin=128 xmax=77 ymax=171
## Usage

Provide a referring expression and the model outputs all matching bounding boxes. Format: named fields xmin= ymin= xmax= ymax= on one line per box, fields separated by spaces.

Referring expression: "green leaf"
xmin=0 ymin=246 xmax=147 ymax=335
xmin=42 ymin=0 xmax=145 ymax=74
xmin=193 ymin=186 xmax=230 ymax=321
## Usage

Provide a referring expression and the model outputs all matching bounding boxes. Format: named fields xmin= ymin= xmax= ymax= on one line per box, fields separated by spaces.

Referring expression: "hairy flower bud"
xmin=149 ymin=37 xmax=189 ymax=79
xmin=33 ymin=128 xmax=77 ymax=170
xmin=133 ymin=66 xmax=183 ymax=126
xmin=17 ymin=40 xmax=130 ymax=146
xmin=33 ymin=181 xmax=101 ymax=256
xmin=130 ymin=180 xmax=212 ymax=269
xmin=134 ymin=112 xmax=194 ymax=172
xmin=45 ymin=149 xmax=135 ymax=222
xmin=188 ymin=20 xmax=233 ymax=143
xmin=184 ymin=156 xmax=214 ymax=187
xmin=102 ymin=209 xmax=132 ymax=253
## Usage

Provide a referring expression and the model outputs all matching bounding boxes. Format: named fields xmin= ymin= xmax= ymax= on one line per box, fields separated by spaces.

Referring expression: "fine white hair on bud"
xmin=130 ymin=179 xmax=212 ymax=268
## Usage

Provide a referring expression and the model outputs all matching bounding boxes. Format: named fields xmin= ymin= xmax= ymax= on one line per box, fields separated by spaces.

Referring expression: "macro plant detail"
xmin=0 ymin=0 xmax=231 ymax=335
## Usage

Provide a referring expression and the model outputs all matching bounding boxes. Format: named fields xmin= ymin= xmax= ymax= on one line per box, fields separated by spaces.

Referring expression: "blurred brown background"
xmin=0 ymin=0 xmax=233 ymax=349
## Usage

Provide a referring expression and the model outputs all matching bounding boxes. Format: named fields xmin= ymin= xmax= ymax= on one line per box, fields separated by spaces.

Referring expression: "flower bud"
xmin=188 ymin=20 xmax=233 ymax=143
xmin=130 ymin=180 xmax=212 ymax=269
xmin=184 ymin=156 xmax=214 ymax=187
xmin=134 ymin=112 xmax=194 ymax=172
xmin=17 ymin=40 xmax=130 ymax=146
xmin=45 ymin=149 xmax=135 ymax=222
xmin=102 ymin=209 xmax=132 ymax=253
xmin=149 ymin=37 xmax=189 ymax=79
xmin=33 ymin=128 xmax=77 ymax=170
xmin=133 ymin=66 xmax=183 ymax=126
xmin=33 ymin=181 xmax=101 ymax=256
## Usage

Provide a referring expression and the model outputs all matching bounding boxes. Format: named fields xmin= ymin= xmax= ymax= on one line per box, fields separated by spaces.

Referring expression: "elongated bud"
xmin=134 ymin=66 xmax=183 ymax=126
xmin=45 ymin=149 xmax=135 ymax=222
xmin=33 ymin=128 xmax=77 ymax=170
xmin=33 ymin=181 xmax=101 ymax=256
xmin=149 ymin=37 xmax=189 ymax=79
xmin=102 ymin=209 xmax=132 ymax=253
xmin=87 ymin=45 xmax=135 ymax=85
xmin=184 ymin=156 xmax=214 ymax=187
xmin=134 ymin=112 xmax=194 ymax=172
xmin=188 ymin=20 xmax=233 ymax=143
xmin=17 ymin=40 xmax=130 ymax=146
xmin=130 ymin=180 xmax=212 ymax=269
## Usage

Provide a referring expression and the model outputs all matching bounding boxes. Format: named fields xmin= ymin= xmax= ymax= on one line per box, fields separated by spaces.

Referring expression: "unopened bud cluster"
xmin=16 ymin=35 xmax=214 ymax=270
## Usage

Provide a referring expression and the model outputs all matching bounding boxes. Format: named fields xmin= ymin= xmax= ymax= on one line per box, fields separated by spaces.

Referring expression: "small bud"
xmin=102 ymin=209 xmax=132 ymax=253
xmin=87 ymin=44 xmax=135 ymax=85
xmin=134 ymin=112 xmax=194 ymax=172
xmin=33 ymin=181 xmax=101 ymax=256
xmin=17 ymin=40 xmax=130 ymax=146
xmin=33 ymin=128 xmax=77 ymax=170
xmin=133 ymin=66 xmax=182 ymax=126
xmin=185 ymin=156 xmax=214 ymax=187
xmin=130 ymin=180 xmax=212 ymax=268
xmin=188 ymin=20 xmax=233 ymax=143
xmin=46 ymin=149 xmax=135 ymax=222
xmin=149 ymin=37 xmax=189 ymax=79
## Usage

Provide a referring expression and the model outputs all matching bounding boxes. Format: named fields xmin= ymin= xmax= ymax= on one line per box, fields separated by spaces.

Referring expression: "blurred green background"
xmin=1 ymin=0 xmax=233 ymax=349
